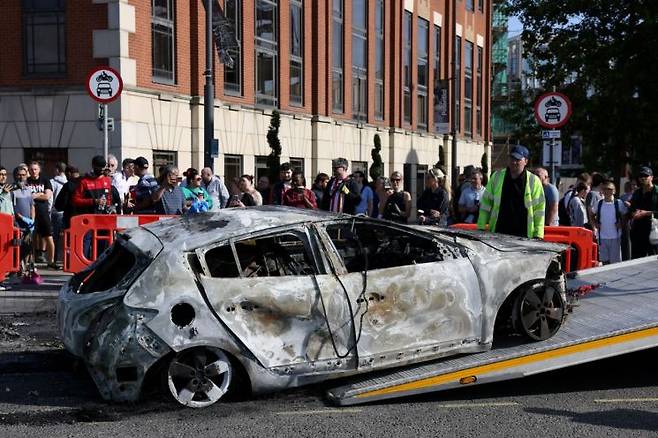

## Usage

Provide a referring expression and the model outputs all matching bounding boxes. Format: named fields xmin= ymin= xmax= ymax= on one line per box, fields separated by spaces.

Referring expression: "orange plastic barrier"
xmin=64 ymin=214 xmax=175 ymax=273
xmin=449 ymin=223 xmax=598 ymax=272
xmin=0 ymin=213 xmax=20 ymax=280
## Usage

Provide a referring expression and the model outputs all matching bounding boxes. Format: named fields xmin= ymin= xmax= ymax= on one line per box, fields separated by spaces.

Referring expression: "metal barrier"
xmin=0 ymin=213 xmax=20 ymax=280
xmin=449 ymin=223 xmax=598 ymax=272
xmin=63 ymin=214 xmax=174 ymax=273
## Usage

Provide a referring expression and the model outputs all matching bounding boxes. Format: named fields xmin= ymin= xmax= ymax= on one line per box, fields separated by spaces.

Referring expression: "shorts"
xmin=599 ymin=237 xmax=621 ymax=264
xmin=35 ymin=208 xmax=53 ymax=237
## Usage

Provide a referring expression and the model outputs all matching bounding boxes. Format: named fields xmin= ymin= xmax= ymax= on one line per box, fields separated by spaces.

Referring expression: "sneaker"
xmin=36 ymin=254 xmax=47 ymax=264
xmin=47 ymin=262 xmax=61 ymax=270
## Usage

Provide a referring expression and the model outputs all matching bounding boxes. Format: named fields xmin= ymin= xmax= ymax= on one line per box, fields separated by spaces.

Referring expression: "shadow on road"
xmin=525 ymin=407 xmax=658 ymax=432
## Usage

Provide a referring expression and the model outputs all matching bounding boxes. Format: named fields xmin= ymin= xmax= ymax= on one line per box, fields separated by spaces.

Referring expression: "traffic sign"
xmin=534 ymin=92 xmax=572 ymax=129
xmin=542 ymin=130 xmax=561 ymax=140
xmin=86 ymin=66 xmax=123 ymax=103
xmin=542 ymin=140 xmax=562 ymax=167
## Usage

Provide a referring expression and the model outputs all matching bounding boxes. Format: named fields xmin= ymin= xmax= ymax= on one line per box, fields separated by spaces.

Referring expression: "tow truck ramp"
xmin=327 ymin=256 xmax=658 ymax=406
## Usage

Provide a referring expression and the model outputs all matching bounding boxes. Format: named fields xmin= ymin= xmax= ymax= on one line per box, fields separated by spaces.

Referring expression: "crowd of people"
xmin=1 ymin=148 xmax=656 ymax=282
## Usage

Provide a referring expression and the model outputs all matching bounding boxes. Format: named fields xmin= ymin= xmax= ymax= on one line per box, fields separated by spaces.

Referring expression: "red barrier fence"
xmin=0 ymin=213 xmax=20 ymax=280
xmin=64 ymin=214 xmax=174 ymax=273
xmin=449 ymin=223 xmax=598 ymax=272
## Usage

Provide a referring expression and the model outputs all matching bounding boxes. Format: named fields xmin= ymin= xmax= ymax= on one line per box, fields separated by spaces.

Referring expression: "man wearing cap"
xmin=132 ymin=156 xmax=159 ymax=214
xmin=417 ymin=168 xmax=449 ymax=225
xmin=629 ymin=166 xmax=658 ymax=258
xmin=321 ymin=158 xmax=361 ymax=214
xmin=478 ymin=145 xmax=545 ymax=238
xmin=458 ymin=169 xmax=485 ymax=224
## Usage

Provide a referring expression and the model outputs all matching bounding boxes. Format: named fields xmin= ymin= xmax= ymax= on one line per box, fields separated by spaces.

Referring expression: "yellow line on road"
xmin=438 ymin=402 xmax=518 ymax=408
xmin=275 ymin=408 xmax=363 ymax=415
xmin=594 ymin=398 xmax=658 ymax=403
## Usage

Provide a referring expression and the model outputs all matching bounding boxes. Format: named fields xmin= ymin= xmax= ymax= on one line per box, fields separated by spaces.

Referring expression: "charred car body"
xmin=58 ymin=207 xmax=567 ymax=408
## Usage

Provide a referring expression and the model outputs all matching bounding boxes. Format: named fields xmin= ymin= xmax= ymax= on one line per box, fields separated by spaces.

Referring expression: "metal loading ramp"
xmin=327 ymin=256 xmax=658 ymax=406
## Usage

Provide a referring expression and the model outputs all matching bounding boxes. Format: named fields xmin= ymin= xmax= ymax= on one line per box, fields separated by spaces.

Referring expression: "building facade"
xmin=0 ymin=0 xmax=492 ymax=196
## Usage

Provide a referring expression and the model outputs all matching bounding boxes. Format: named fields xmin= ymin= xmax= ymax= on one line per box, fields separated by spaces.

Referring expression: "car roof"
xmin=140 ymin=206 xmax=344 ymax=250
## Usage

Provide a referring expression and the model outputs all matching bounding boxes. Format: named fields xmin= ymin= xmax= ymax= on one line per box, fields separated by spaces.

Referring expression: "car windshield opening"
xmin=73 ymin=242 xmax=137 ymax=293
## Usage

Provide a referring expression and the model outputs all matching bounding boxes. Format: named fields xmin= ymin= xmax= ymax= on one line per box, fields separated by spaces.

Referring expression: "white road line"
xmin=275 ymin=408 xmax=363 ymax=416
xmin=594 ymin=398 xmax=658 ymax=403
xmin=437 ymin=402 xmax=519 ymax=408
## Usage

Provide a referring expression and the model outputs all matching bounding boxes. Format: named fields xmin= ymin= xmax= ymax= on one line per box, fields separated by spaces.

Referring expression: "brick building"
xmin=0 ymin=0 xmax=492 ymax=197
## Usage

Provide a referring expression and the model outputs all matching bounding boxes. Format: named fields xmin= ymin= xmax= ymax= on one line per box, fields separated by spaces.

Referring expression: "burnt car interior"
xmin=72 ymin=241 xmax=136 ymax=293
xmin=204 ymin=232 xmax=317 ymax=278
xmin=325 ymin=222 xmax=460 ymax=273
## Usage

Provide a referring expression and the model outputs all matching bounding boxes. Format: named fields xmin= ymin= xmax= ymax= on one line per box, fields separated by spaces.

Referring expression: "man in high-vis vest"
xmin=477 ymin=145 xmax=546 ymax=239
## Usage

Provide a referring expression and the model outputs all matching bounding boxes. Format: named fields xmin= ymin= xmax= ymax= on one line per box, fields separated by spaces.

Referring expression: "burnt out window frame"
xmin=321 ymin=219 xmax=462 ymax=274
xmin=199 ymin=226 xmax=324 ymax=278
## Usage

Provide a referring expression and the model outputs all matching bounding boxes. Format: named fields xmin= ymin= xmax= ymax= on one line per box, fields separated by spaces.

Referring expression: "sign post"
xmin=534 ymin=92 xmax=572 ymax=185
xmin=86 ymin=67 xmax=123 ymax=161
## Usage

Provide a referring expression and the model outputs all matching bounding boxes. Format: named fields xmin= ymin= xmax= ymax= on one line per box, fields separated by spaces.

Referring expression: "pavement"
xmin=1 ymin=267 xmax=70 ymax=314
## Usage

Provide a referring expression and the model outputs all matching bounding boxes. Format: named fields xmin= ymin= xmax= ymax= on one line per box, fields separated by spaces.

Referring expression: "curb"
xmin=1 ymin=269 xmax=69 ymax=315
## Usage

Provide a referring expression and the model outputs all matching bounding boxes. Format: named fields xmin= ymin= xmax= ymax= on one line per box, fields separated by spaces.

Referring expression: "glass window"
xmin=374 ymin=0 xmax=384 ymax=120
xmin=255 ymin=0 xmax=278 ymax=106
xmin=224 ymin=0 xmax=242 ymax=95
xmin=454 ymin=35 xmax=461 ymax=133
xmin=332 ymin=1 xmax=344 ymax=112
xmin=478 ymin=0 xmax=484 ymax=13
xmin=22 ymin=0 xmax=66 ymax=76
xmin=466 ymin=0 xmax=474 ymax=12
xmin=464 ymin=40 xmax=473 ymax=136
xmin=289 ymin=157 xmax=305 ymax=174
xmin=151 ymin=0 xmax=175 ymax=84
xmin=417 ymin=18 xmax=429 ymax=130
xmin=255 ymin=156 xmax=269 ymax=181
xmin=433 ymin=25 xmax=445 ymax=132
xmin=152 ymin=150 xmax=177 ymax=178
xmin=352 ymin=0 xmax=367 ymax=121
xmin=403 ymin=11 xmax=412 ymax=124
xmin=351 ymin=161 xmax=367 ymax=175
xmin=290 ymin=0 xmax=303 ymax=106
xmin=224 ymin=154 xmax=243 ymax=183
xmin=476 ymin=45 xmax=483 ymax=136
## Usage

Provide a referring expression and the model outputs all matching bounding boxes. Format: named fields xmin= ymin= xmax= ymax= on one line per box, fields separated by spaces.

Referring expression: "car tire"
xmin=513 ymin=282 xmax=565 ymax=341
xmin=164 ymin=347 xmax=233 ymax=408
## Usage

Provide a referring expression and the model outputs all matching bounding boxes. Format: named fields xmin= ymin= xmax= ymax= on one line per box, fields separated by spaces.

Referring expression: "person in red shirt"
xmin=283 ymin=171 xmax=317 ymax=210
xmin=72 ymin=155 xmax=120 ymax=215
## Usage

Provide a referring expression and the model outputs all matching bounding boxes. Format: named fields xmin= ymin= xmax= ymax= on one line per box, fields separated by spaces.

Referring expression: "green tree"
xmin=505 ymin=0 xmax=658 ymax=177
xmin=369 ymin=133 xmax=384 ymax=181
xmin=266 ymin=110 xmax=282 ymax=183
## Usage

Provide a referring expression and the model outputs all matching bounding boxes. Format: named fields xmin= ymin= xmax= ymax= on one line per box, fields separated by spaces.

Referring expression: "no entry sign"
xmin=534 ymin=92 xmax=572 ymax=129
xmin=86 ymin=66 xmax=123 ymax=103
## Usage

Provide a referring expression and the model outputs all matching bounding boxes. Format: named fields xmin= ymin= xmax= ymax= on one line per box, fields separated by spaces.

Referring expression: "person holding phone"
xmin=0 ymin=166 xmax=14 ymax=216
xmin=152 ymin=165 xmax=186 ymax=215
xmin=283 ymin=171 xmax=317 ymax=210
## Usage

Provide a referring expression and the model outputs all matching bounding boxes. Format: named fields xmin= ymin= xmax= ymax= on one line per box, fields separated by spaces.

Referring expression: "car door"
xmin=315 ymin=219 xmax=483 ymax=367
xmin=195 ymin=226 xmax=356 ymax=372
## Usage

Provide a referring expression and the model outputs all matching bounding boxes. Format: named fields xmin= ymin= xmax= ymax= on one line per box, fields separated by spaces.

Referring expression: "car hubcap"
xmin=519 ymin=286 xmax=564 ymax=341
xmin=167 ymin=348 xmax=232 ymax=408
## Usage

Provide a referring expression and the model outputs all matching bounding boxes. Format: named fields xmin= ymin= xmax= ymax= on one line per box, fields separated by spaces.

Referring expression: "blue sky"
xmin=508 ymin=16 xmax=523 ymax=36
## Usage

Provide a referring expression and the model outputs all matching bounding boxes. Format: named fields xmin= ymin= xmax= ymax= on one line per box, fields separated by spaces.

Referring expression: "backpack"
xmin=595 ymin=198 xmax=623 ymax=226
xmin=558 ymin=189 xmax=576 ymax=226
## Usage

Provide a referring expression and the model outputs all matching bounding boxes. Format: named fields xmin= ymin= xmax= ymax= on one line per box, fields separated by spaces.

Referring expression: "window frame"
xmin=223 ymin=0 xmax=242 ymax=95
xmin=454 ymin=35 xmax=461 ymax=133
xmin=151 ymin=0 xmax=176 ymax=85
xmin=374 ymin=0 xmax=384 ymax=120
xmin=351 ymin=0 xmax=368 ymax=122
xmin=476 ymin=45 xmax=483 ymax=136
xmin=417 ymin=17 xmax=429 ymax=131
xmin=464 ymin=40 xmax=474 ymax=137
xmin=255 ymin=0 xmax=279 ymax=107
xmin=403 ymin=11 xmax=412 ymax=125
xmin=332 ymin=0 xmax=344 ymax=113
xmin=289 ymin=0 xmax=303 ymax=106
xmin=22 ymin=0 xmax=67 ymax=77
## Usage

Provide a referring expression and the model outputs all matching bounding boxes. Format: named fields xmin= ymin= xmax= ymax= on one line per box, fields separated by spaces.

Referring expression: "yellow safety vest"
xmin=477 ymin=169 xmax=546 ymax=238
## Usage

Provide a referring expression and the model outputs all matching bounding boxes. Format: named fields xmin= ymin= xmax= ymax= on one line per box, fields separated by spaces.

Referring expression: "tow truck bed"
xmin=327 ymin=256 xmax=658 ymax=406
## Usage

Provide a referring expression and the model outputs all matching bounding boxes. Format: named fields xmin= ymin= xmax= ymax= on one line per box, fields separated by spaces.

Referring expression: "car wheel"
xmin=514 ymin=282 xmax=565 ymax=341
xmin=165 ymin=347 xmax=233 ymax=408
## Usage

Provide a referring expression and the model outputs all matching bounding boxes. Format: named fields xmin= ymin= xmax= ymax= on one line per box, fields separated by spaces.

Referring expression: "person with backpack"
xmin=558 ymin=172 xmax=591 ymax=226
xmin=629 ymin=167 xmax=658 ymax=259
xmin=568 ymin=182 xmax=589 ymax=228
xmin=593 ymin=181 xmax=627 ymax=264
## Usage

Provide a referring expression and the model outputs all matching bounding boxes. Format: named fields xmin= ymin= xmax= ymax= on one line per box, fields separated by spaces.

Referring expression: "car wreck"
xmin=58 ymin=206 xmax=567 ymax=408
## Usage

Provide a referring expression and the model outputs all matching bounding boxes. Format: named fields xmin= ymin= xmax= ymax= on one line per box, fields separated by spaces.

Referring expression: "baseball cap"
xmin=91 ymin=155 xmax=107 ymax=168
xmin=510 ymin=145 xmax=530 ymax=160
xmin=134 ymin=156 xmax=149 ymax=168
xmin=638 ymin=166 xmax=653 ymax=177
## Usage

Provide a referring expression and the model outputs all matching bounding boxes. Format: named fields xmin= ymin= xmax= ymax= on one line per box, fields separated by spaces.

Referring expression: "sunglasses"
xmin=391 ymin=178 xmax=401 ymax=182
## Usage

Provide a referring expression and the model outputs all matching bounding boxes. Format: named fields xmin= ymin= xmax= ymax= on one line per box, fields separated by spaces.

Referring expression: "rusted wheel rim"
xmin=167 ymin=348 xmax=232 ymax=408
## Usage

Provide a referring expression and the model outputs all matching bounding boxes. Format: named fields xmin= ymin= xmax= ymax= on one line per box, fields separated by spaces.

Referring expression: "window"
xmin=290 ymin=0 xmax=303 ymax=106
xmin=224 ymin=154 xmax=243 ymax=183
xmin=224 ymin=0 xmax=242 ymax=95
xmin=417 ymin=18 xmax=429 ymax=130
xmin=454 ymin=35 xmax=461 ymax=133
xmin=325 ymin=222 xmax=459 ymax=273
xmin=255 ymin=0 xmax=278 ymax=106
xmin=152 ymin=0 xmax=175 ymax=84
xmin=403 ymin=11 xmax=412 ymax=124
xmin=23 ymin=148 xmax=68 ymax=176
xmin=255 ymin=156 xmax=269 ymax=181
xmin=466 ymin=0 xmax=474 ymax=12
xmin=22 ymin=0 xmax=66 ymax=76
xmin=351 ymin=161 xmax=367 ymax=175
xmin=352 ymin=0 xmax=367 ymax=121
xmin=478 ymin=0 xmax=484 ymax=13
xmin=332 ymin=0 xmax=344 ymax=112
xmin=152 ymin=150 xmax=177 ymax=178
xmin=464 ymin=40 xmax=474 ymax=136
xmin=374 ymin=0 xmax=384 ymax=120
xmin=476 ymin=46 xmax=483 ymax=136
xmin=433 ymin=25 xmax=446 ymax=132
xmin=289 ymin=157 xmax=305 ymax=175
xmin=205 ymin=232 xmax=317 ymax=278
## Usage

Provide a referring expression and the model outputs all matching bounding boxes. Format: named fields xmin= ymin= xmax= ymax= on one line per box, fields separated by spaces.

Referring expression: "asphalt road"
xmin=1 ymin=313 xmax=657 ymax=437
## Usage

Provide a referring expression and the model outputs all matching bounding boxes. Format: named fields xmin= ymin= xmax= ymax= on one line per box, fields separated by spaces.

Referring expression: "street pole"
xmin=450 ymin=0 xmax=458 ymax=190
xmin=203 ymin=0 xmax=214 ymax=171
xmin=103 ymin=103 xmax=109 ymax=162
xmin=550 ymin=131 xmax=555 ymax=185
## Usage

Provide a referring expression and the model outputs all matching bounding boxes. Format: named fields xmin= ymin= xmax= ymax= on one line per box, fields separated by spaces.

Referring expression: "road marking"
xmin=275 ymin=408 xmax=363 ymax=416
xmin=438 ymin=402 xmax=518 ymax=408
xmin=594 ymin=398 xmax=658 ymax=404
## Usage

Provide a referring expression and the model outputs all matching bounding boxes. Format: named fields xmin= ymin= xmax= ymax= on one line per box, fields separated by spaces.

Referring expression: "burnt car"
xmin=58 ymin=207 xmax=567 ymax=408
